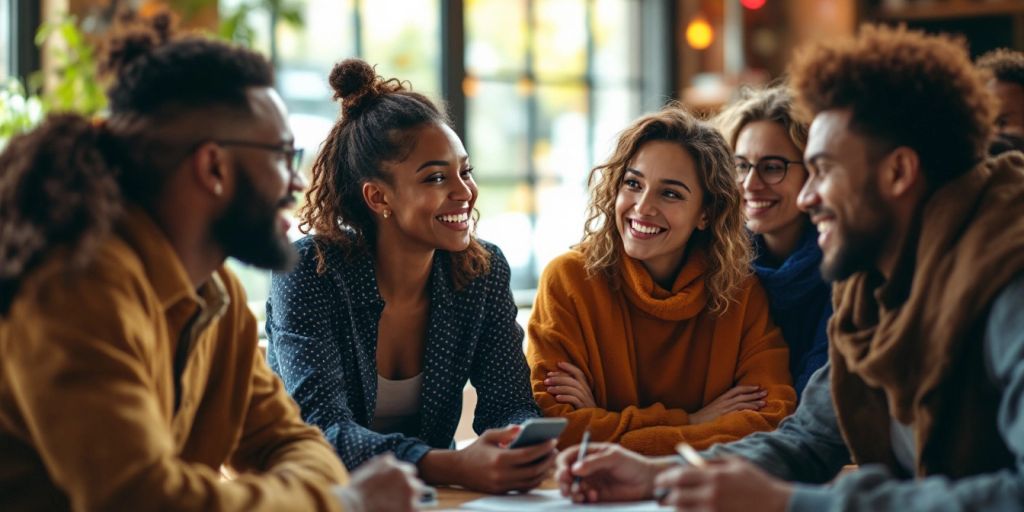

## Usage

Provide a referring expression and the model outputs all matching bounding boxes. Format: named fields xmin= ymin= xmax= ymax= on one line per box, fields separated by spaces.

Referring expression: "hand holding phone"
xmin=507 ymin=418 xmax=568 ymax=449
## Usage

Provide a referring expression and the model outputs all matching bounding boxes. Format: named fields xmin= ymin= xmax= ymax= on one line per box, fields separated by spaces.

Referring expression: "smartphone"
xmin=507 ymin=418 xmax=568 ymax=449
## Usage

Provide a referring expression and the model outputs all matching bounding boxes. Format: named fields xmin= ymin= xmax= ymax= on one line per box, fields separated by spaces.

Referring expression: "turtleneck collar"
xmin=620 ymin=246 xmax=709 ymax=321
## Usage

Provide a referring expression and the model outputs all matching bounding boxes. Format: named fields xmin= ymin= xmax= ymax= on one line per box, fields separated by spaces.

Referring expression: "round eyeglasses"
xmin=735 ymin=157 xmax=804 ymax=185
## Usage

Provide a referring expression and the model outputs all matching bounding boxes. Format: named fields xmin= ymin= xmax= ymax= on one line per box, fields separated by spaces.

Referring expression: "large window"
xmin=222 ymin=0 xmax=669 ymax=314
xmin=1 ymin=3 xmax=9 ymax=81
xmin=466 ymin=0 xmax=646 ymax=289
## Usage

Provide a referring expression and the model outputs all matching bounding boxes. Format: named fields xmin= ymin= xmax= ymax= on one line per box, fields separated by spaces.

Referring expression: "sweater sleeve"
xmin=619 ymin=280 xmax=797 ymax=454
xmin=469 ymin=244 xmax=540 ymax=432
xmin=527 ymin=256 xmax=689 ymax=449
xmin=266 ymin=241 xmax=431 ymax=468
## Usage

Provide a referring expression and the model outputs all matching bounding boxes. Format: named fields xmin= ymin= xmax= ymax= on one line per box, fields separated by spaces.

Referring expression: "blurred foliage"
xmin=0 ymin=80 xmax=44 ymax=145
xmin=0 ymin=16 xmax=105 ymax=147
xmin=0 ymin=2 xmax=305 ymax=147
xmin=219 ymin=0 xmax=304 ymax=47
xmin=33 ymin=16 xmax=108 ymax=115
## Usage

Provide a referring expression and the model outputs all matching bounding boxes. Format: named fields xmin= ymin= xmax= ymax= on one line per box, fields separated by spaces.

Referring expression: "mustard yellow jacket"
xmin=0 ymin=209 xmax=348 ymax=511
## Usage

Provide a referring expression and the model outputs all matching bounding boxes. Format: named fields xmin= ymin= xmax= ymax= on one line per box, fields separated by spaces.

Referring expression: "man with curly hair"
xmin=550 ymin=25 xmax=1024 ymax=512
xmin=978 ymin=48 xmax=1024 ymax=137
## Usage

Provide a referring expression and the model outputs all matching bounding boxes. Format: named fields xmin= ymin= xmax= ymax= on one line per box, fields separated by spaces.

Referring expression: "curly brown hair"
xmin=789 ymin=24 xmax=995 ymax=186
xmin=298 ymin=58 xmax=490 ymax=290
xmin=0 ymin=10 xmax=274 ymax=314
xmin=977 ymin=48 xmax=1024 ymax=87
xmin=579 ymin=106 xmax=751 ymax=315
xmin=713 ymin=85 xmax=808 ymax=157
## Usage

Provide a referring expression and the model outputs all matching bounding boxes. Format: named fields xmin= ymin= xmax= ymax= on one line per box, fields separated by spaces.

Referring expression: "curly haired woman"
xmin=527 ymin=106 xmax=796 ymax=455
xmin=266 ymin=59 xmax=553 ymax=493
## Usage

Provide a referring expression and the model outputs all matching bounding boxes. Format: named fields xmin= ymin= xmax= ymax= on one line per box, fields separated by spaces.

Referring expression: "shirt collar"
xmin=117 ymin=205 xmax=227 ymax=312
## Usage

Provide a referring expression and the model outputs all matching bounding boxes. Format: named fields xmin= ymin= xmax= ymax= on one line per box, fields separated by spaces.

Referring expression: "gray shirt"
xmin=704 ymin=273 xmax=1024 ymax=511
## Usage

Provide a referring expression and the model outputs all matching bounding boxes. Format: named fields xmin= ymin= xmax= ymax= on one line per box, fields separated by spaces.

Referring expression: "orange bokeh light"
xmin=686 ymin=17 xmax=714 ymax=50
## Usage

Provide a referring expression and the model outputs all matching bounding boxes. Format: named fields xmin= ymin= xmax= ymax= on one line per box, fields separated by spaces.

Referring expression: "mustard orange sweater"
xmin=527 ymin=249 xmax=796 ymax=455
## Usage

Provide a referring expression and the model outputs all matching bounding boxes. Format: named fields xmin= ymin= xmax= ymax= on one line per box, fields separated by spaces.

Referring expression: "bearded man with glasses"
xmin=0 ymin=11 xmax=422 ymax=512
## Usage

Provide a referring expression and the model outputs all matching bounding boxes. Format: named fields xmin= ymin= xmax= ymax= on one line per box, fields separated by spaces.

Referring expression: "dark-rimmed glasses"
xmin=735 ymin=157 xmax=803 ymax=185
xmin=215 ymin=139 xmax=304 ymax=179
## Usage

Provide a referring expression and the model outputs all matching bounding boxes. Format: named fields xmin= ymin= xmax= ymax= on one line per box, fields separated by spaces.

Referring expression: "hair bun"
xmin=329 ymin=58 xmax=407 ymax=117
xmin=99 ymin=9 xmax=177 ymax=82
xmin=329 ymin=58 xmax=376 ymax=99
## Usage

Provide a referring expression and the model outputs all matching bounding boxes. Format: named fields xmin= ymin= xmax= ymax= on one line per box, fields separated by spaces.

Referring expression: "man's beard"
xmin=819 ymin=186 xmax=890 ymax=282
xmin=212 ymin=168 xmax=297 ymax=271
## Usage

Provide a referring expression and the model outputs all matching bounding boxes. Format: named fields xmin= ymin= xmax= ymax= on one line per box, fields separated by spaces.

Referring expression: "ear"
xmin=879 ymin=146 xmax=922 ymax=199
xmin=361 ymin=180 xmax=392 ymax=217
xmin=191 ymin=141 xmax=230 ymax=198
xmin=697 ymin=210 xmax=708 ymax=230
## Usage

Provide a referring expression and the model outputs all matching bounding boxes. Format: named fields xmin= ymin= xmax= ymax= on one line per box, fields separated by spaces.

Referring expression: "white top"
xmin=370 ymin=373 xmax=423 ymax=435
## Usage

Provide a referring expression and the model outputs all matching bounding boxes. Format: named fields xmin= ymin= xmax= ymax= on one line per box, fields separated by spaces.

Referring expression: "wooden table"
xmin=435 ymin=480 xmax=559 ymax=509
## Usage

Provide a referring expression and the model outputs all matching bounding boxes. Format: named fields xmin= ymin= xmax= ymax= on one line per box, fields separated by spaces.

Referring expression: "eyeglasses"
xmin=735 ymin=157 xmax=803 ymax=185
xmin=214 ymin=139 xmax=305 ymax=178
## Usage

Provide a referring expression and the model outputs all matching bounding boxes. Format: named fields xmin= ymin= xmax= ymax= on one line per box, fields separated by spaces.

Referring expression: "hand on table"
xmin=654 ymin=456 xmax=792 ymax=512
xmin=339 ymin=454 xmax=424 ymax=512
xmin=544 ymin=361 xmax=596 ymax=409
xmin=555 ymin=442 xmax=666 ymax=503
xmin=452 ymin=425 xmax=558 ymax=494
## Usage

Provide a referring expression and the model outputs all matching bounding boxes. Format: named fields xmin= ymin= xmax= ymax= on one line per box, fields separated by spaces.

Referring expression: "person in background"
xmin=714 ymin=86 xmax=830 ymax=398
xmin=266 ymin=58 xmax=554 ymax=495
xmin=528 ymin=106 xmax=796 ymax=456
xmin=0 ymin=11 xmax=420 ymax=512
xmin=977 ymin=48 xmax=1024 ymax=137
xmin=554 ymin=25 xmax=1024 ymax=512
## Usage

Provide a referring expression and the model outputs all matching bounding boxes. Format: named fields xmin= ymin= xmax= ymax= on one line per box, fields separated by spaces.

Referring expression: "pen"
xmin=653 ymin=443 xmax=707 ymax=501
xmin=570 ymin=429 xmax=591 ymax=495
xmin=675 ymin=442 xmax=707 ymax=468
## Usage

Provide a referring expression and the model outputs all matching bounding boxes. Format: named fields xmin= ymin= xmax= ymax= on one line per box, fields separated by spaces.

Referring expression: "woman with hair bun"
xmin=266 ymin=58 xmax=554 ymax=494
xmin=528 ymin=106 xmax=796 ymax=455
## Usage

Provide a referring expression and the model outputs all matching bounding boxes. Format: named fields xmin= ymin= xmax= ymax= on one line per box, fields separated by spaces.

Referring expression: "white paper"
xmin=458 ymin=489 xmax=672 ymax=511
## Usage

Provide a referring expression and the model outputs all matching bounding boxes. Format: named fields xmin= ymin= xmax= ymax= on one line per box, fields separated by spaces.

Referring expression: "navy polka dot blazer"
xmin=266 ymin=235 xmax=539 ymax=469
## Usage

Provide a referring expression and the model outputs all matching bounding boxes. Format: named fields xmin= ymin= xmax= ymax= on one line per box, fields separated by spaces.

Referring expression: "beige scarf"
xmin=830 ymin=152 xmax=1024 ymax=477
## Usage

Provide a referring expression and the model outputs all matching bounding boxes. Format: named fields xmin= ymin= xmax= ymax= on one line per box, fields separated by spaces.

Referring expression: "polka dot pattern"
xmin=266 ymin=236 xmax=538 ymax=469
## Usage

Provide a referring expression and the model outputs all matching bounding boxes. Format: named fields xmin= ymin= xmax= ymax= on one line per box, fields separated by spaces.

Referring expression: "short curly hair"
xmin=977 ymin=48 xmax=1024 ymax=88
xmin=789 ymin=24 xmax=995 ymax=186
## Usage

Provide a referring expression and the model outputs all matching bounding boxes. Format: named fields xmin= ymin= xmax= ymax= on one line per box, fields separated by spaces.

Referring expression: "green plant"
xmin=0 ymin=16 xmax=104 ymax=148
xmin=219 ymin=0 xmax=304 ymax=49
xmin=0 ymin=79 xmax=44 ymax=146
xmin=33 ymin=16 xmax=108 ymax=116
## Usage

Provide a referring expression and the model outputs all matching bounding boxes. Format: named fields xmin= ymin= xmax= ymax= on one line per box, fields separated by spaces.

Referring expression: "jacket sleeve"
xmin=619 ymin=281 xmax=797 ymax=454
xmin=2 ymin=269 xmax=345 ymax=512
xmin=527 ymin=259 xmax=689 ymax=449
xmin=469 ymin=244 xmax=540 ymax=432
xmin=785 ymin=273 xmax=1024 ymax=511
xmin=702 ymin=363 xmax=851 ymax=482
xmin=266 ymin=242 xmax=431 ymax=468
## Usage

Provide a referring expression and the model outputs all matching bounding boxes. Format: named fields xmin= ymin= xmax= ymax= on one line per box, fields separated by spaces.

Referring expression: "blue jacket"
xmin=751 ymin=227 xmax=831 ymax=398
xmin=266 ymin=236 xmax=538 ymax=469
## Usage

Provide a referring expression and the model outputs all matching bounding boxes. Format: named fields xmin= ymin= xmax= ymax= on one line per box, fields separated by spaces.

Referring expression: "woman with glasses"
xmin=528 ymin=106 xmax=796 ymax=455
xmin=714 ymin=85 xmax=831 ymax=398
xmin=265 ymin=58 xmax=555 ymax=494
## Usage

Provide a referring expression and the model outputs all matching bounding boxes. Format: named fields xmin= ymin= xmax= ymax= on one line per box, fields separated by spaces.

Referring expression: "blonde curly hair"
xmin=578 ymin=106 xmax=751 ymax=315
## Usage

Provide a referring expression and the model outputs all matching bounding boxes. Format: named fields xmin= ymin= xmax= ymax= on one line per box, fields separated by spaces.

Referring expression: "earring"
xmin=213 ymin=183 xmax=223 ymax=196
xmin=382 ymin=208 xmax=391 ymax=219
